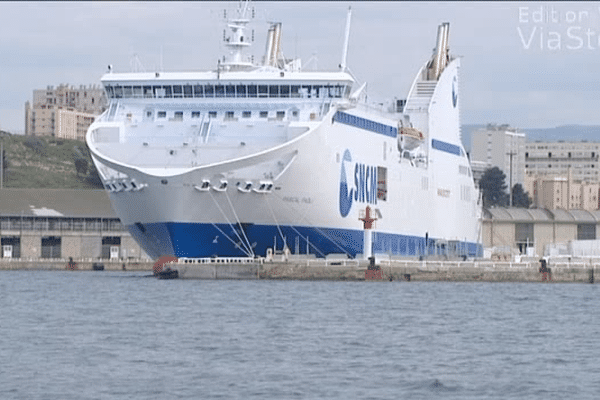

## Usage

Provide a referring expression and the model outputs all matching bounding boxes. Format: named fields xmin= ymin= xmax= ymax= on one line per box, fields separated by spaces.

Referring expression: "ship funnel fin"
xmin=264 ymin=22 xmax=283 ymax=67
xmin=426 ymin=22 xmax=450 ymax=80
xmin=263 ymin=25 xmax=275 ymax=66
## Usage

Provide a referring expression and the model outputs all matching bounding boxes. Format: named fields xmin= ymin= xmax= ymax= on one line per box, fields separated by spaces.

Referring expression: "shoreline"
xmin=1 ymin=258 xmax=597 ymax=283
xmin=0 ymin=259 xmax=154 ymax=272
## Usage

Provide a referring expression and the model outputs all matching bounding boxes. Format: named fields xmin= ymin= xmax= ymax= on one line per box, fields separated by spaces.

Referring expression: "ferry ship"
xmin=86 ymin=2 xmax=482 ymax=260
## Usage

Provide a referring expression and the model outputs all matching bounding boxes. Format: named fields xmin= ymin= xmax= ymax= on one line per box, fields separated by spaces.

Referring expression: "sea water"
xmin=1 ymin=270 xmax=599 ymax=399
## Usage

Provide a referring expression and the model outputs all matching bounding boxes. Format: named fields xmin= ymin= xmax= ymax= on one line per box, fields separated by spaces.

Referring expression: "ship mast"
xmin=339 ymin=6 xmax=352 ymax=72
xmin=222 ymin=0 xmax=254 ymax=71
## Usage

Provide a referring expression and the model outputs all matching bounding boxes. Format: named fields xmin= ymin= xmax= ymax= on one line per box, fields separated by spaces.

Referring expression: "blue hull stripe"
xmin=127 ymin=222 xmax=482 ymax=260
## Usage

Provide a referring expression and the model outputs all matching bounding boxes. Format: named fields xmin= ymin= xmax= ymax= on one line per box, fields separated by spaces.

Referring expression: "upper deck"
xmin=101 ymin=69 xmax=354 ymax=103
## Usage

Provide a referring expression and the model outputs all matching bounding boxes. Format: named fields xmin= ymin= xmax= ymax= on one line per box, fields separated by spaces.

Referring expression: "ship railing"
xmin=178 ymin=257 xmax=259 ymax=265
xmin=376 ymin=259 xmax=600 ymax=270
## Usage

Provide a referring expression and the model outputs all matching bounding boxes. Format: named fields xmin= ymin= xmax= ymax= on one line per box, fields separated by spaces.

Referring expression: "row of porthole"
xmin=105 ymin=180 xmax=146 ymax=193
xmin=180 ymin=258 xmax=256 ymax=264
xmin=192 ymin=179 xmax=274 ymax=193
xmin=107 ymin=179 xmax=273 ymax=193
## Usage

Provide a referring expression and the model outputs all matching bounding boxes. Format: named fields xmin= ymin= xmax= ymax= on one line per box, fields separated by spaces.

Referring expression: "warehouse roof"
xmin=0 ymin=189 xmax=116 ymax=218
xmin=484 ymin=207 xmax=600 ymax=223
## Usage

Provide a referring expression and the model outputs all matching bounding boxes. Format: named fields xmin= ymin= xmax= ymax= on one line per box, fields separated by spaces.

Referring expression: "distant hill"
xmin=461 ymin=124 xmax=600 ymax=153
xmin=0 ymin=133 xmax=103 ymax=189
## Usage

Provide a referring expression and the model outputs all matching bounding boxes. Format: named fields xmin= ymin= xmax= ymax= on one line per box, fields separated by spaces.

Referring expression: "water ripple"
xmin=1 ymin=273 xmax=600 ymax=399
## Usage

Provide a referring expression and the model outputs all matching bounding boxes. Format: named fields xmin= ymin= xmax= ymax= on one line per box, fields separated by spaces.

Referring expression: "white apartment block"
xmin=525 ymin=141 xmax=600 ymax=183
xmin=470 ymin=124 xmax=526 ymax=189
xmin=25 ymin=84 xmax=107 ymax=140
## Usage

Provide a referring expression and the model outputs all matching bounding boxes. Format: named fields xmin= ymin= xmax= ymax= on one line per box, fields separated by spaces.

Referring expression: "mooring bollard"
xmin=66 ymin=257 xmax=77 ymax=271
xmin=539 ymin=258 xmax=551 ymax=282
xmin=365 ymin=256 xmax=382 ymax=280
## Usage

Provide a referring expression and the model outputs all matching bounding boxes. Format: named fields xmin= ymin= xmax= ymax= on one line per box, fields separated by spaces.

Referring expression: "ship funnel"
xmin=427 ymin=22 xmax=450 ymax=80
xmin=263 ymin=25 xmax=275 ymax=66
xmin=264 ymin=22 xmax=282 ymax=67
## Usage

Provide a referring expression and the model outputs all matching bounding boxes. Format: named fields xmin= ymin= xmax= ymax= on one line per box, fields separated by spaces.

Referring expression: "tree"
xmin=1 ymin=147 xmax=7 ymax=185
xmin=511 ymin=183 xmax=532 ymax=208
xmin=479 ymin=167 xmax=508 ymax=207
xmin=1 ymin=148 xmax=7 ymax=172
xmin=74 ymin=158 xmax=88 ymax=176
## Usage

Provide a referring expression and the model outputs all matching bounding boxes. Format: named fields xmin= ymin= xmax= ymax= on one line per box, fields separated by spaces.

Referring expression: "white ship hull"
xmin=86 ymin=8 xmax=482 ymax=259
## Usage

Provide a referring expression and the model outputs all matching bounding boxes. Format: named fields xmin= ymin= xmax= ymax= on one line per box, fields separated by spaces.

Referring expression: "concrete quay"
xmin=173 ymin=258 xmax=599 ymax=283
xmin=0 ymin=258 xmax=154 ymax=271
xmin=2 ymin=257 xmax=598 ymax=283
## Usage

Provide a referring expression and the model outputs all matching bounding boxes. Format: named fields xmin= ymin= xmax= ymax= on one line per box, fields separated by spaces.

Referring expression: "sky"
xmin=1 ymin=1 xmax=600 ymax=134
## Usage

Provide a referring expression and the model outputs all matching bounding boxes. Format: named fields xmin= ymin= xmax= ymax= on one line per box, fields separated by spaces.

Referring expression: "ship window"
xmin=105 ymin=86 xmax=114 ymax=98
xmin=236 ymin=84 xmax=247 ymax=98
xmin=123 ymin=86 xmax=133 ymax=98
xmin=194 ymin=84 xmax=204 ymax=97
xmin=153 ymin=86 xmax=165 ymax=98
xmin=174 ymin=111 xmax=183 ymax=120
xmin=209 ymin=111 xmax=217 ymax=118
xmin=269 ymin=85 xmax=279 ymax=97
xmin=146 ymin=111 xmax=152 ymax=118
xmin=192 ymin=111 xmax=201 ymax=118
xmin=334 ymin=85 xmax=343 ymax=98
xmin=183 ymin=85 xmax=193 ymax=98
xmin=242 ymin=111 xmax=251 ymax=118
xmin=162 ymin=85 xmax=172 ymax=98
xmin=157 ymin=111 xmax=167 ymax=118
xmin=377 ymin=166 xmax=387 ymax=201
xmin=258 ymin=85 xmax=268 ymax=98
xmin=114 ymin=85 xmax=123 ymax=98
xmin=259 ymin=111 xmax=268 ymax=118
xmin=291 ymin=85 xmax=300 ymax=98
xmin=132 ymin=86 xmax=142 ymax=98
xmin=172 ymin=85 xmax=183 ymax=98
xmin=276 ymin=111 xmax=285 ymax=120
xmin=280 ymin=85 xmax=290 ymax=98
xmin=215 ymin=85 xmax=225 ymax=97
xmin=225 ymin=85 xmax=235 ymax=97
xmin=225 ymin=111 xmax=235 ymax=120
xmin=302 ymin=85 xmax=311 ymax=98
xmin=204 ymin=85 xmax=214 ymax=98
xmin=312 ymin=85 xmax=322 ymax=98
xmin=247 ymin=85 xmax=257 ymax=97
xmin=143 ymin=86 xmax=153 ymax=98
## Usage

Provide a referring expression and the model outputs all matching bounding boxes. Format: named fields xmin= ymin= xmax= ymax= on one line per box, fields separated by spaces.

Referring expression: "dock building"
xmin=0 ymin=189 xmax=149 ymax=260
xmin=2 ymin=189 xmax=600 ymax=262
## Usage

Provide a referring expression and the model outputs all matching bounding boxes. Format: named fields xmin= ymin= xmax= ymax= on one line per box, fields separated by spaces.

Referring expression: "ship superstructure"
xmin=86 ymin=3 xmax=482 ymax=259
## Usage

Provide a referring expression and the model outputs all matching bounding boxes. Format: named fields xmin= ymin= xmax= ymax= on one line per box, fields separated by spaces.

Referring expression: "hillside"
xmin=0 ymin=131 xmax=103 ymax=189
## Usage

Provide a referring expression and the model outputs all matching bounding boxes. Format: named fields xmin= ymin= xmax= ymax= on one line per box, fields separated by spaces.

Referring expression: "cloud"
xmin=0 ymin=1 xmax=598 ymax=133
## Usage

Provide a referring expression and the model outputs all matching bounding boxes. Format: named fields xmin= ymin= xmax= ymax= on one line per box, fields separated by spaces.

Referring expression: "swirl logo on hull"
xmin=339 ymin=149 xmax=353 ymax=217
xmin=339 ymin=149 xmax=379 ymax=218
xmin=452 ymin=76 xmax=458 ymax=108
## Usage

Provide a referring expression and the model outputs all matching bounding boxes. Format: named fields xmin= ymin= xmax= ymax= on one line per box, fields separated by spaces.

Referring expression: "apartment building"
xmin=470 ymin=124 xmax=526 ymax=189
xmin=25 ymin=84 xmax=107 ymax=140
xmin=525 ymin=141 xmax=600 ymax=183
xmin=526 ymin=174 xmax=599 ymax=211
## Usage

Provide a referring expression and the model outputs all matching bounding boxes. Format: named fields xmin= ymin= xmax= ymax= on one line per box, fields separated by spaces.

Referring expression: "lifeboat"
xmin=398 ymin=126 xmax=424 ymax=151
